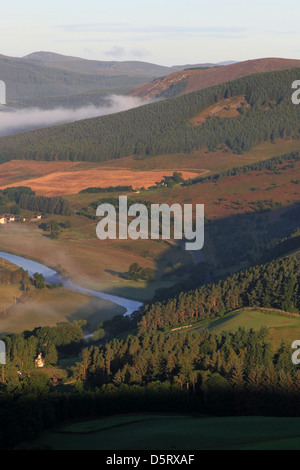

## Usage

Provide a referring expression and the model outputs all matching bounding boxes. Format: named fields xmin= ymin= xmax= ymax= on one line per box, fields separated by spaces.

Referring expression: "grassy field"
xmin=0 ymin=285 xmax=23 ymax=313
xmin=32 ymin=415 xmax=300 ymax=450
xmin=184 ymin=309 xmax=300 ymax=349
xmin=0 ymin=284 xmax=125 ymax=334
xmin=0 ymin=221 xmax=192 ymax=300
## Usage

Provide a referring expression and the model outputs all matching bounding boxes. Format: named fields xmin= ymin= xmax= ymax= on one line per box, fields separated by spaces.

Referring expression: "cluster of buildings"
xmin=0 ymin=214 xmax=42 ymax=225
xmin=0 ymin=214 xmax=26 ymax=225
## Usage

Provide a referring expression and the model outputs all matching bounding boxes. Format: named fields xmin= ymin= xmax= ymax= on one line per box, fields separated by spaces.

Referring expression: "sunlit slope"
xmin=132 ymin=58 xmax=300 ymax=100
xmin=188 ymin=308 xmax=300 ymax=345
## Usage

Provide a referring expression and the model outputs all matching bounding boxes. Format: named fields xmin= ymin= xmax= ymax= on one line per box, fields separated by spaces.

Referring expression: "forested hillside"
xmin=0 ymin=68 xmax=299 ymax=163
xmin=139 ymin=253 xmax=300 ymax=332
xmin=74 ymin=328 xmax=300 ymax=401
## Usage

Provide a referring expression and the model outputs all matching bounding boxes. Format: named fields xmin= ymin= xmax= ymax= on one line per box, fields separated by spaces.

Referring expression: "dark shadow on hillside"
xmin=66 ymin=297 xmax=126 ymax=331
xmin=204 ymin=313 xmax=239 ymax=331
xmin=105 ymin=269 xmax=129 ymax=280
xmin=146 ymin=202 xmax=300 ymax=304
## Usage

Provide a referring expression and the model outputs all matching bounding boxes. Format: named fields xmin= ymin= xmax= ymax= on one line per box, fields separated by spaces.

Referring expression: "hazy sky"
xmin=0 ymin=0 xmax=299 ymax=65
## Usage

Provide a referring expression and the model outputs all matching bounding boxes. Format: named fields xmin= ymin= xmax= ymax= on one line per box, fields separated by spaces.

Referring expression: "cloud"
xmin=0 ymin=95 xmax=148 ymax=136
xmin=130 ymin=48 xmax=150 ymax=59
xmin=103 ymin=45 xmax=150 ymax=59
xmin=104 ymin=45 xmax=126 ymax=58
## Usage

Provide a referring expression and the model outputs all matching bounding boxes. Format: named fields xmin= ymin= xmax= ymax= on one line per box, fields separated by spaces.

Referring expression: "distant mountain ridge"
xmin=0 ymin=54 xmax=143 ymax=102
xmin=22 ymin=51 xmax=225 ymax=77
xmin=0 ymin=51 xmax=230 ymax=106
xmin=22 ymin=51 xmax=175 ymax=78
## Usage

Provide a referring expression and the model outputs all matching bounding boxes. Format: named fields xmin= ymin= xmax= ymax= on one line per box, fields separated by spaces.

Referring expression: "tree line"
xmin=74 ymin=328 xmax=299 ymax=399
xmin=0 ymin=187 xmax=71 ymax=216
xmin=184 ymin=151 xmax=300 ymax=186
xmin=138 ymin=253 xmax=300 ymax=332
xmin=19 ymin=194 xmax=71 ymax=216
xmin=0 ymin=266 xmax=29 ymax=286
xmin=80 ymin=185 xmax=134 ymax=194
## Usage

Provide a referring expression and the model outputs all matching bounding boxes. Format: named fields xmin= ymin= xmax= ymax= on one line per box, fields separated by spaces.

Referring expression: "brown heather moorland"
xmin=131 ymin=58 xmax=300 ymax=100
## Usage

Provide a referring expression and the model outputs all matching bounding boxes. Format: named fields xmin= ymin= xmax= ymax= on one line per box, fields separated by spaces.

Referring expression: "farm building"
xmin=0 ymin=214 xmax=16 ymax=224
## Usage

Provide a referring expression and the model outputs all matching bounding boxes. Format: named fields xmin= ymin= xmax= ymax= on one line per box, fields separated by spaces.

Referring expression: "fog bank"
xmin=0 ymin=95 xmax=147 ymax=136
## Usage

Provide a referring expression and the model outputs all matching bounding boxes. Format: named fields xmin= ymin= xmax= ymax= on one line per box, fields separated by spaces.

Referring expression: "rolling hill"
xmin=131 ymin=58 xmax=300 ymax=100
xmin=0 ymin=67 xmax=299 ymax=163
xmin=0 ymin=52 xmax=225 ymax=107
xmin=0 ymin=54 xmax=144 ymax=103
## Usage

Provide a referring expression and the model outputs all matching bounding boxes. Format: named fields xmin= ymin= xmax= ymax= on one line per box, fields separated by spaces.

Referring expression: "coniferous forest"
xmin=0 ymin=68 xmax=299 ymax=163
xmin=139 ymin=254 xmax=300 ymax=332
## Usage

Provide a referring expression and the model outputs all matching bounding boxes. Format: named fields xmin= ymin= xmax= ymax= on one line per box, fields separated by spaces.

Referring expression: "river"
xmin=0 ymin=252 xmax=144 ymax=317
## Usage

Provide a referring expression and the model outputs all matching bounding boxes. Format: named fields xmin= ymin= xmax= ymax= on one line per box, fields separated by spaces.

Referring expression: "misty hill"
xmin=0 ymin=54 xmax=148 ymax=103
xmin=0 ymin=67 xmax=299 ymax=164
xmin=0 ymin=51 xmax=226 ymax=108
xmin=9 ymin=87 xmax=134 ymax=110
xmin=23 ymin=51 xmax=221 ymax=77
xmin=131 ymin=58 xmax=300 ymax=100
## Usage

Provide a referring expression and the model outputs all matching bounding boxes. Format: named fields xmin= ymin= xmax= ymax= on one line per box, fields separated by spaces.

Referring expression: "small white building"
xmin=35 ymin=353 xmax=45 ymax=368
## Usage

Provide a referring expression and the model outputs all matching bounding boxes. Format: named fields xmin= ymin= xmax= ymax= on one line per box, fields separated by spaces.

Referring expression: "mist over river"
xmin=0 ymin=252 xmax=143 ymax=317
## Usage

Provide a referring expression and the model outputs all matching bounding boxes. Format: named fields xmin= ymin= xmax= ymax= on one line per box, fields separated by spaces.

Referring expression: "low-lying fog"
xmin=0 ymin=95 xmax=147 ymax=136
